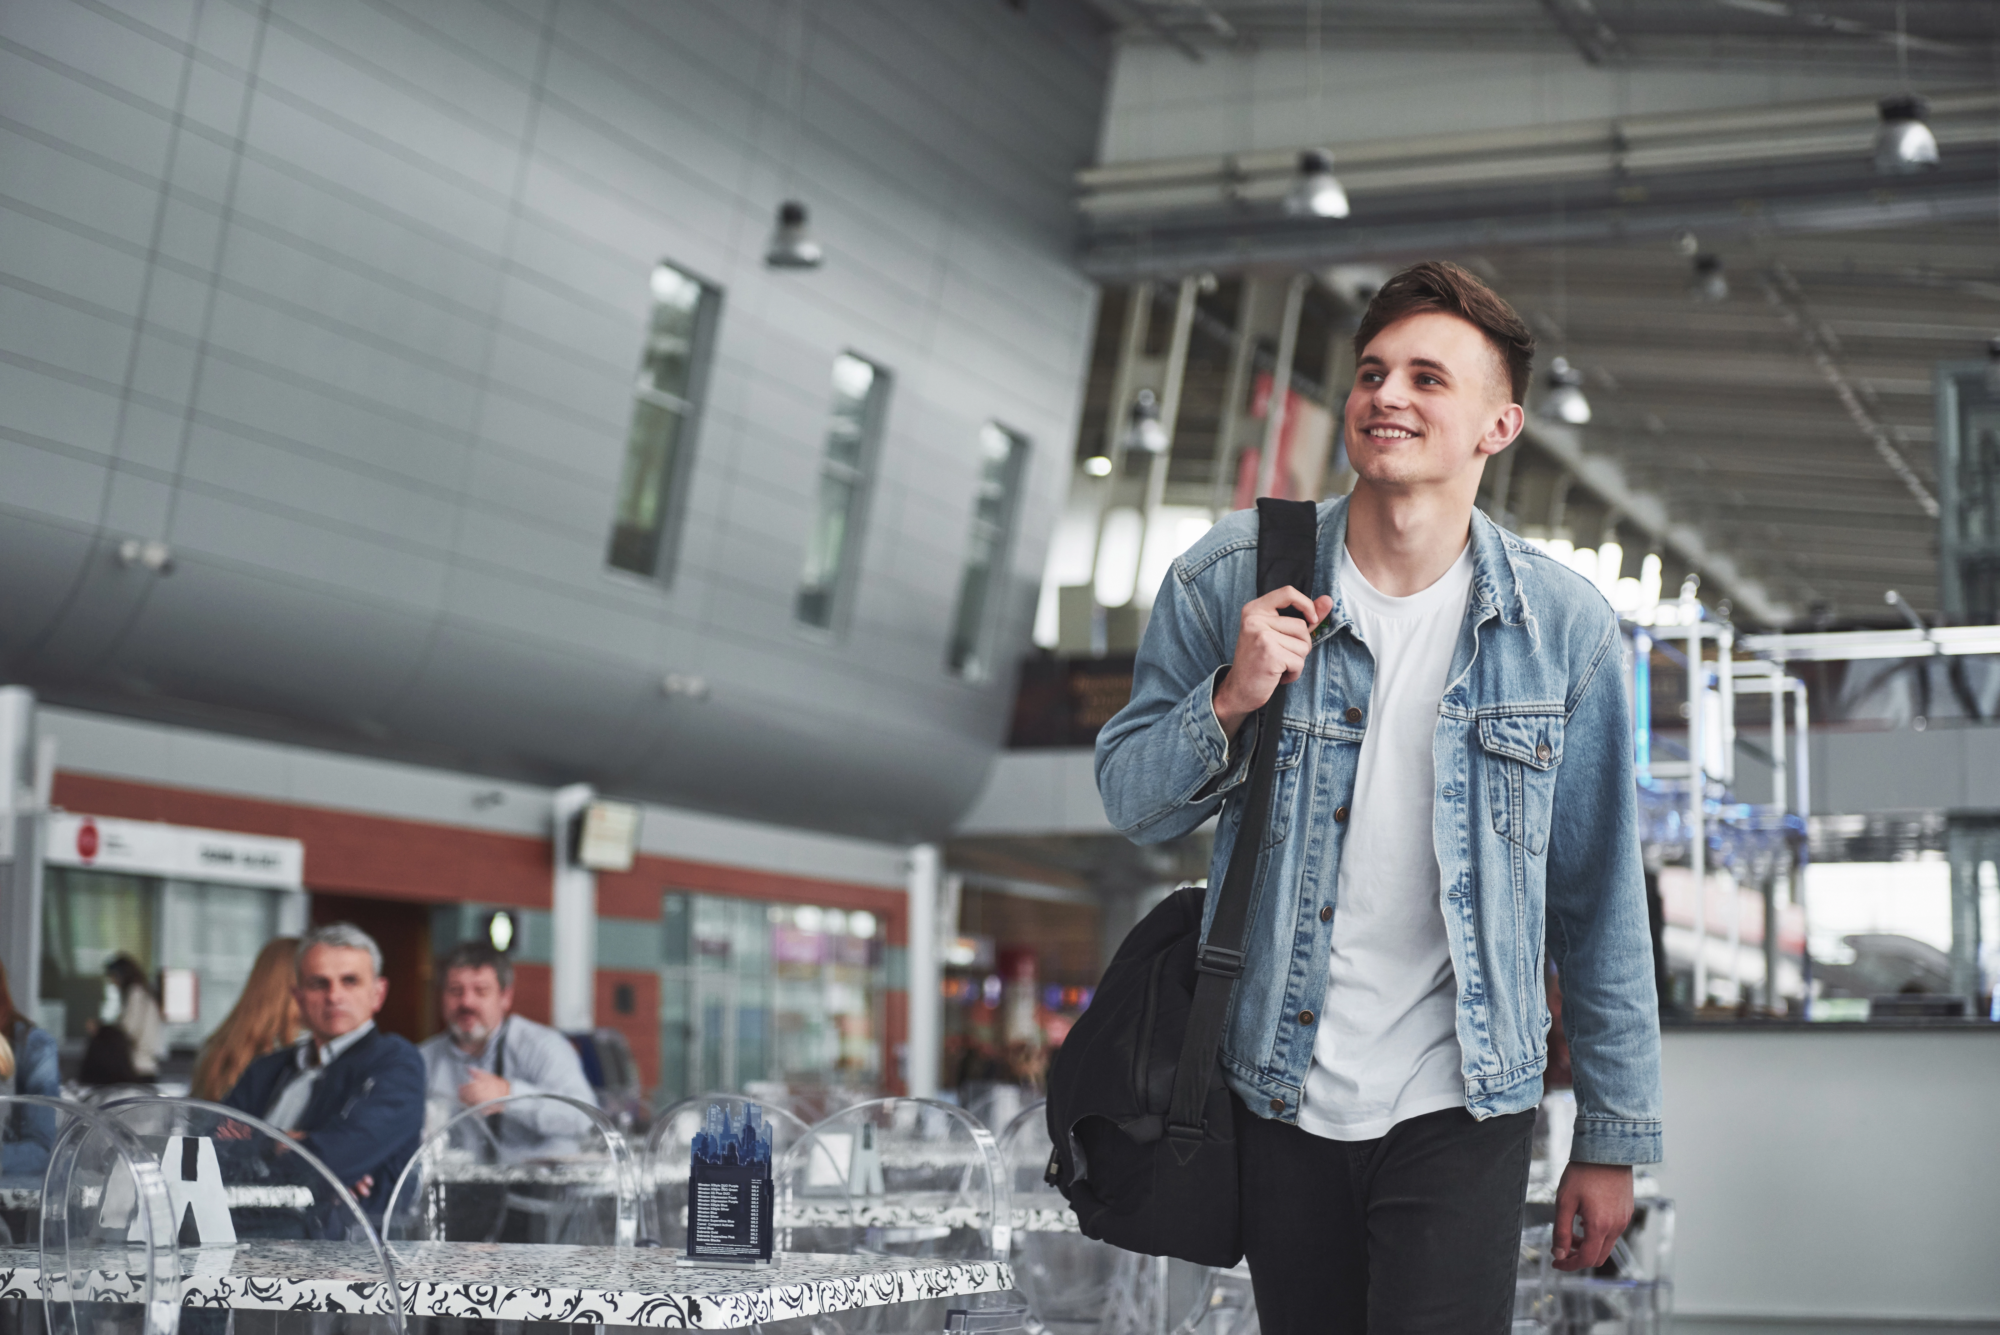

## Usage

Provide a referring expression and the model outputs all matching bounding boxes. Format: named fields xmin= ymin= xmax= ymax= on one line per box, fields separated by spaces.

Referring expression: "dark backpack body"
xmin=1041 ymin=496 xmax=1319 ymax=1270
xmin=1042 ymin=884 xmax=1241 ymax=1266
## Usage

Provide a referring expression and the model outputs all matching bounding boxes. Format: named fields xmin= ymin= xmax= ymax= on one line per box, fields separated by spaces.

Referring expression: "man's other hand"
xmin=351 ymin=1174 xmax=374 ymax=1199
xmin=459 ymin=1069 xmax=511 ymax=1108
xmin=1552 ymin=1161 xmax=1633 ymax=1271
xmin=1213 ymin=587 xmax=1335 ymax=737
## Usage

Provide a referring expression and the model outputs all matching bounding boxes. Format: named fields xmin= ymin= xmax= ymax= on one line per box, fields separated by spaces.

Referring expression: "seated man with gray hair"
xmin=418 ymin=941 xmax=597 ymax=1158
xmin=222 ymin=922 xmax=427 ymax=1218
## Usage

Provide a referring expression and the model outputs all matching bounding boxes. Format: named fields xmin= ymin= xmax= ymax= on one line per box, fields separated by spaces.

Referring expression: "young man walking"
xmin=1097 ymin=262 xmax=1662 ymax=1334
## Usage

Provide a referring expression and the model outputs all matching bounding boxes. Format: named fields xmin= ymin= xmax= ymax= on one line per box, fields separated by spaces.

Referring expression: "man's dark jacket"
xmin=223 ymin=1025 xmax=426 ymax=1220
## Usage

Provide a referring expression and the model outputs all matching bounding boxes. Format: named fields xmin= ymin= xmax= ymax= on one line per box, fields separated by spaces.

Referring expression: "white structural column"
xmin=1253 ymin=274 xmax=1310 ymax=500
xmin=551 ymin=782 xmax=597 ymax=1033
xmin=905 ymin=843 xmax=943 ymax=1097
xmin=0 ymin=688 xmax=45 ymax=1010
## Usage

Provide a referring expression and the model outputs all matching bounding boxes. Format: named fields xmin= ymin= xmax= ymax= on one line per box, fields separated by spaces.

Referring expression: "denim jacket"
xmin=1096 ymin=497 xmax=1663 ymax=1165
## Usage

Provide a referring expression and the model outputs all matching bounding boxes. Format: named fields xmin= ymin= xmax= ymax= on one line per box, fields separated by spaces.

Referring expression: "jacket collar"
xmin=1319 ymin=494 xmax=1533 ymax=634
xmin=295 ymin=1020 xmax=377 ymax=1072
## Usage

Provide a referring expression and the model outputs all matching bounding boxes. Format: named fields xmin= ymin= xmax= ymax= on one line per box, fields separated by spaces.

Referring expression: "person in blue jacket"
xmin=223 ymin=922 xmax=425 ymax=1223
xmin=0 ymin=959 xmax=61 ymax=1179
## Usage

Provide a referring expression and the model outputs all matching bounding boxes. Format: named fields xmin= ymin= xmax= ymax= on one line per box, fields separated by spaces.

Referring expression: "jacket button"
xmin=1319 ymin=905 xmax=1333 ymax=923
xmin=1536 ymin=742 xmax=1552 ymax=762
xmin=1344 ymin=706 xmax=1363 ymax=724
xmin=1268 ymin=1098 xmax=1285 ymax=1113
xmin=1298 ymin=1009 xmax=1315 ymax=1025
xmin=1334 ymin=805 xmax=1349 ymax=823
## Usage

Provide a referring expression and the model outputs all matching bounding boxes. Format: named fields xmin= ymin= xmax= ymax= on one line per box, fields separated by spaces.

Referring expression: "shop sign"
xmin=46 ymin=812 xmax=304 ymax=890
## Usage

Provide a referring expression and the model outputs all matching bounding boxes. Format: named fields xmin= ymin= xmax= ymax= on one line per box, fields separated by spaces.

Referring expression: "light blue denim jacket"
xmin=1096 ymin=497 xmax=1663 ymax=1165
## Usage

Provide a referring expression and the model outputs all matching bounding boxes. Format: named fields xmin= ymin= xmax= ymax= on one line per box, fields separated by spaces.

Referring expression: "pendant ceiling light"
xmin=1542 ymin=356 xmax=1592 ymax=426
xmin=1690 ymin=253 xmax=1729 ymax=303
xmin=1284 ymin=149 xmax=1350 ymax=219
xmin=1121 ymin=388 xmax=1170 ymax=454
xmin=1874 ymin=95 xmax=1940 ymax=174
xmin=764 ymin=200 xmax=823 ymax=270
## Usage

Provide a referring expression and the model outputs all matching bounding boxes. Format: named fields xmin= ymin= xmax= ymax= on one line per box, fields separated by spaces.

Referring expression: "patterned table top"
xmin=0 ymin=1242 xmax=1014 ymax=1328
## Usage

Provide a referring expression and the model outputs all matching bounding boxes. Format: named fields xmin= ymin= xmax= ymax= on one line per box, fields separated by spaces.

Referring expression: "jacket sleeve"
xmin=300 ymin=1042 xmax=427 ymax=1187
xmin=499 ymin=1028 xmax=600 ymax=1137
xmin=0 ymin=1027 xmax=60 ymax=1177
xmin=1096 ymin=554 xmax=1259 ymax=845
xmin=1545 ymin=623 xmax=1664 ymax=1166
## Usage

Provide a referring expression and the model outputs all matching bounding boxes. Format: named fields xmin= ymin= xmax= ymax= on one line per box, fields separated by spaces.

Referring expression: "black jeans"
xmin=1236 ymin=1096 xmax=1536 ymax=1335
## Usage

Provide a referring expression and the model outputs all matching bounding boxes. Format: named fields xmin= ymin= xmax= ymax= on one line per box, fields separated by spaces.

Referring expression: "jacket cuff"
xmin=1570 ymin=1117 xmax=1662 ymax=1166
xmin=1187 ymin=667 xmax=1257 ymax=800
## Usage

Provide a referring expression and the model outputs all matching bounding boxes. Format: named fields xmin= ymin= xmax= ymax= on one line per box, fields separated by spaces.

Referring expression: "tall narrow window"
xmin=796 ymin=353 xmax=891 ymax=629
xmin=608 ymin=261 xmax=721 ymax=580
xmin=947 ymin=423 xmax=1031 ymax=679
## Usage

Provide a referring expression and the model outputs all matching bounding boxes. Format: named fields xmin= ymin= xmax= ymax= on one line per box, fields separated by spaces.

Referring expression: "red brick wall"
xmin=510 ymin=962 xmax=553 ymax=1026
xmin=52 ymin=773 xmax=550 ymax=905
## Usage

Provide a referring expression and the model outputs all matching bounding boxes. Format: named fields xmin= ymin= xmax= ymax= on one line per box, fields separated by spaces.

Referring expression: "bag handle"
xmin=1165 ymin=497 xmax=1319 ymax=1151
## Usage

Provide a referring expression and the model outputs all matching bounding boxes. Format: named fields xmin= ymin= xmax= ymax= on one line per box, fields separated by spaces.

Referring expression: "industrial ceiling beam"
xmin=1521 ymin=422 xmax=1791 ymax=625
xmin=1078 ymin=180 xmax=2000 ymax=283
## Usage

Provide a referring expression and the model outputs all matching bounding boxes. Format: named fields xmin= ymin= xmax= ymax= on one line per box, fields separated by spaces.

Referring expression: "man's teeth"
xmin=1369 ymin=427 xmax=1416 ymax=438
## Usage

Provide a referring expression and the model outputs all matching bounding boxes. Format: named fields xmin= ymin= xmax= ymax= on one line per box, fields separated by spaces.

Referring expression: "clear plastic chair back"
xmin=646 ymin=1093 xmax=810 ymax=1253
xmin=997 ymin=1100 xmax=1213 ymax=1335
xmin=6 ymin=1094 xmax=181 ymax=1335
xmin=95 ymin=1096 xmax=404 ymax=1333
xmin=382 ymin=1092 xmax=639 ymax=1247
xmin=779 ymin=1097 xmax=1008 ymax=1263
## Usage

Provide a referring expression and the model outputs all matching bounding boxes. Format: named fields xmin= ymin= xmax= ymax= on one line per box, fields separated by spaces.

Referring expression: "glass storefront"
xmin=39 ymin=866 xmax=305 ymax=1048
xmin=657 ymin=892 xmax=885 ymax=1105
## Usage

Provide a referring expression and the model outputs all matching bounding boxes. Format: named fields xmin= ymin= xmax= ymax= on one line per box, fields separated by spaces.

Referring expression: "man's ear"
xmin=1480 ymin=403 xmax=1526 ymax=457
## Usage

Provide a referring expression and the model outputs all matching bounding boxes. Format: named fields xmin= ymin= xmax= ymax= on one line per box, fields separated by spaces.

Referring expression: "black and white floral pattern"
xmin=0 ymin=1242 xmax=1013 ymax=1328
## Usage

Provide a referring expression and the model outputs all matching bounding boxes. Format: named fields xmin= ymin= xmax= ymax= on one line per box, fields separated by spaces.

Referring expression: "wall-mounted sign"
xmin=575 ymin=799 xmax=641 ymax=872
xmin=161 ymin=968 xmax=199 ymax=1025
xmin=46 ymin=813 xmax=305 ymax=890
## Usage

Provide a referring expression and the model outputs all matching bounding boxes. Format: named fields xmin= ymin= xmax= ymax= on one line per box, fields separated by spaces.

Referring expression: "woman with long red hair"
xmin=191 ymin=937 xmax=301 ymax=1102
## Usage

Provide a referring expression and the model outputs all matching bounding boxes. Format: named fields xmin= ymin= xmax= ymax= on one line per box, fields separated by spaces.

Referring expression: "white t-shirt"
xmin=1297 ymin=540 xmax=1474 ymax=1142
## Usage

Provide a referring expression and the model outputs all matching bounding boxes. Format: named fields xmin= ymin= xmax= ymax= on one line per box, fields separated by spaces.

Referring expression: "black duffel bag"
xmin=1042 ymin=497 xmax=1317 ymax=1268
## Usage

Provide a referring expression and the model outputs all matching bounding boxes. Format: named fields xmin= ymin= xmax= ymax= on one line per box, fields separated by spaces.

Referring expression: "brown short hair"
xmin=442 ymin=940 xmax=513 ymax=989
xmin=1352 ymin=261 xmax=1535 ymax=405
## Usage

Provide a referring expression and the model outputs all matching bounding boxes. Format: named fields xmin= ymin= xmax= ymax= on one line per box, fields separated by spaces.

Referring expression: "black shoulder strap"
xmin=1165 ymin=497 xmax=1319 ymax=1152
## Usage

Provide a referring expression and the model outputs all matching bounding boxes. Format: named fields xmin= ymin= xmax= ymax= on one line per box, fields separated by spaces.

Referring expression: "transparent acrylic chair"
xmin=382 ymin=1092 xmax=640 ymax=1247
xmin=1549 ymin=1186 xmax=1674 ymax=1335
xmin=997 ymin=1101 xmax=1214 ymax=1335
xmin=93 ymin=1095 xmax=404 ymax=1333
xmin=776 ymin=1098 xmax=1011 ymax=1335
xmin=646 ymin=1093 xmax=811 ymax=1253
xmin=780 ymin=1097 xmax=1008 ymax=1260
xmin=5 ymin=1094 xmax=181 ymax=1335
xmin=1513 ymin=1222 xmax=1556 ymax=1333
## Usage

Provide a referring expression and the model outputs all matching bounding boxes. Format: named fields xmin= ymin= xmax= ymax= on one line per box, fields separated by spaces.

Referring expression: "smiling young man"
xmin=1097 ymin=262 xmax=1662 ymax=1333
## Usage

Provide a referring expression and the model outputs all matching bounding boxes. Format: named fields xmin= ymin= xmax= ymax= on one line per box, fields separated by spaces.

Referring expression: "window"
xmin=796 ymin=353 xmax=891 ymax=629
xmin=947 ymin=422 xmax=1030 ymax=679
xmin=659 ymin=892 xmax=885 ymax=1103
xmin=607 ymin=261 xmax=721 ymax=580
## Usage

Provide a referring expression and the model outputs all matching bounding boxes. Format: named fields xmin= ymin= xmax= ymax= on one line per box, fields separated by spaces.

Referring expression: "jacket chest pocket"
xmin=1262 ymin=724 xmax=1309 ymax=849
xmin=1478 ymin=713 xmax=1563 ymax=855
